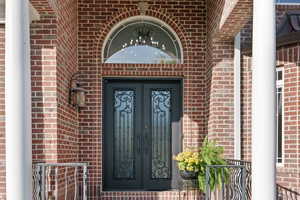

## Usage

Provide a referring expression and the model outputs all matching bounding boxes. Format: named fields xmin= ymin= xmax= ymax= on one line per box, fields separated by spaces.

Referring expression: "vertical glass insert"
xmin=113 ymin=90 xmax=135 ymax=179
xmin=151 ymin=90 xmax=171 ymax=179
xmin=277 ymin=87 xmax=283 ymax=163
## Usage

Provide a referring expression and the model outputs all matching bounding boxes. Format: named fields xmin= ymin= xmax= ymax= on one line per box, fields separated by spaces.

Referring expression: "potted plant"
xmin=173 ymin=150 xmax=201 ymax=180
xmin=174 ymin=138 xmax=229 ymax=192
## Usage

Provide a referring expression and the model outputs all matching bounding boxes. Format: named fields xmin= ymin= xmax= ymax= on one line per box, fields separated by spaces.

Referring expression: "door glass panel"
xmin=113 ymin=90 xmax=135 ymax=179
xmin=151 ymin=90 xmax=171 ymax=179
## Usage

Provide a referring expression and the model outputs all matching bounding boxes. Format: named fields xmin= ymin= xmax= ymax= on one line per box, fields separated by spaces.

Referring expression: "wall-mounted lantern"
xmin=69 ymin=72 xmax=87 ymax=110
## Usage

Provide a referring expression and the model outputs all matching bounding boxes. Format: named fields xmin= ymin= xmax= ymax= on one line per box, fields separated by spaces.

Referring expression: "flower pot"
xmin=179 ymin=170 xmax=198 ymax=180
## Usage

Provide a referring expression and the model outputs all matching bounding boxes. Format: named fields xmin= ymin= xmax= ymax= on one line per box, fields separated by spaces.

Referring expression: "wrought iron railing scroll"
xmin=33 ymin=163 xmax=88 ymax=200
xmin=205 ymin=164 xmax=247 ymax=200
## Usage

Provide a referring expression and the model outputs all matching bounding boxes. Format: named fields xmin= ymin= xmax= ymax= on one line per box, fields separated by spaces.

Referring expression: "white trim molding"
xmin=234 ymin=32 xmax=241 ymax=160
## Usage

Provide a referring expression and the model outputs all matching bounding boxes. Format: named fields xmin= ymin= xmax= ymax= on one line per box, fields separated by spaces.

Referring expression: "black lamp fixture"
xmin=69 ymin=72 xmax=87 ymax=110
xmin=135 ymin=25 xmax=153 ymax=44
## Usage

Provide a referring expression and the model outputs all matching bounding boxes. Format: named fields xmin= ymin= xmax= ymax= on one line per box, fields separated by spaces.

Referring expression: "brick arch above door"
xmin=94 ymin=9 xmax=191 ymax=66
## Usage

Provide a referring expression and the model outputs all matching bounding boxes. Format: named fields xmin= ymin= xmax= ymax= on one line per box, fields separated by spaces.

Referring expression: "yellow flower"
xmin=174 ymin=149 xmax=201 ymax=172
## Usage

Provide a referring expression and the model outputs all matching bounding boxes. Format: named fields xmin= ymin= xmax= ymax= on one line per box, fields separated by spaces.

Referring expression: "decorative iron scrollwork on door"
xmin=113 ymin=90 xmax=135 ymax=179
xmin=151 ymin=90 xmax=172 ymax=179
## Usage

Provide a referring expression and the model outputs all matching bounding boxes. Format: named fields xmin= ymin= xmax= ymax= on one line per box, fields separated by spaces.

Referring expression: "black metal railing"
xmin=33 ymin=163 xmax=88 ymax=200
xmin=205 ymin=160 xmax=300 ymax=200
xmin=227 ymin=160 xmax=251 ymax=199
xmin=205 ymin=164 xmax=247 ymax=200
xmin=277 ymin=184 xmax=300 ymax=200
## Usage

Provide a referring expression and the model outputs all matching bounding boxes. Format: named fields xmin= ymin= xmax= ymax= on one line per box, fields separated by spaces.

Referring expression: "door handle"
xmin=144 ymin=130 xmax=151 ymax=155
xmin=145 ymin=141 xmax=150 ymax=154
xmin=143 ymin=124 xmax=149 ymax=154
xmin=137 ymin=136 xmax=141 ymax=154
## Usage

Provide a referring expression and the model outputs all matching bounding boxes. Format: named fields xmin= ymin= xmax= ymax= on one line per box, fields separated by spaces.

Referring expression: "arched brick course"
xmin=94 ymin=8 xmax=190 ymax=67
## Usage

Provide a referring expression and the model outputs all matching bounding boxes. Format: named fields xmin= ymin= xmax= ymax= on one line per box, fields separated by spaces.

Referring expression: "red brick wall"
xmin=205 ymin=0 xmax=251 ymax=157
xmin=240 ymin=5 xmax=300 ymax=193
xmin=30 ymin=0 xmax=78 ymax=198
xmin=207 ymin=0 xmax=236 ymax=158
xmin=276 ymin=47 xmax=300 ymax=192
xmin=206 ymin=38 xmax=235 ymax=158
xmin=31 ymin=13 xmax=58 ymax=163
xmin=31 ymin=0 xmax=78 ymax=164
xmin=275 ymin=45 xmax=300 ymax=193
xmin=78 ymin=0 xmax=207 ymax=198
xmin=56 ymin=0 xmax=78 ymax=163
xmin=242 ymin=44 xmax=300 ymax=194
xmin=0 ymin=24 xmax=5 ymax=200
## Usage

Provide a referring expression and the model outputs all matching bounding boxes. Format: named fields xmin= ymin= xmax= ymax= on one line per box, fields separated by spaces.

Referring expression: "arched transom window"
xmin=103 ymin=19 xmax=182 ymax=64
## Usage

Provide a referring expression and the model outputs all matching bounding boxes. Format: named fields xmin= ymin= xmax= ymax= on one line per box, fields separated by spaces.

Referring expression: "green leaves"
xmin=197 ymin=137 xmax=229 ymax=192
xmin=200 ymin=138 xmax=225 ymax=165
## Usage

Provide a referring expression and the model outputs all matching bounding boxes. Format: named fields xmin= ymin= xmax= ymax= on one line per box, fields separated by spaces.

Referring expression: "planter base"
xmin=179 ymin=170 xmax=198 ymax=180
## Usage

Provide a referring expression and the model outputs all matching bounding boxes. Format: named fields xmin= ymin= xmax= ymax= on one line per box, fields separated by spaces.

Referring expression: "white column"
xmin=234 ymin=33 xmax=241 ymax=160
xmin=252 ymin=0 xmax=276 ymax=199
xmin=5 ymin=0 xmax=32 ymax=199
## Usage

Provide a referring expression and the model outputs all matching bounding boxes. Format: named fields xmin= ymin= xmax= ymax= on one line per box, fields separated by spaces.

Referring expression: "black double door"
xmin=104 ymin=79 xmax=182 ymax=191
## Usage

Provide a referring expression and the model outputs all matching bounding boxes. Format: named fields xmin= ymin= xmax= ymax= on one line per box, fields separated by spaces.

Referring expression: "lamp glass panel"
xmin=77 ymin=91 xmax=86 ymax=107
